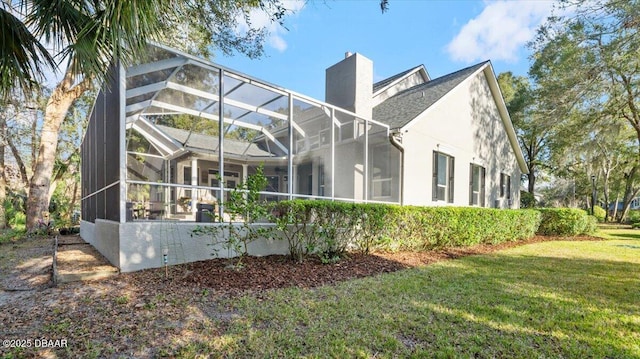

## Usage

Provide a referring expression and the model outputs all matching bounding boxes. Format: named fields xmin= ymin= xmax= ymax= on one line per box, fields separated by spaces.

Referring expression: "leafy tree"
xmin=498 ymin=72 xmax=553 ymax=198
xmin=0 ymin=85 xmax=91 ymax=229
xmin=0 ymin=103 xmax=5 ymax=229
xmin=1 ymin=0 xmax=293 ymax=231
xmin=529 ymin=0 xmax=640 ymax=221
xmin=0 ymin=89 xmax=43 ymax=229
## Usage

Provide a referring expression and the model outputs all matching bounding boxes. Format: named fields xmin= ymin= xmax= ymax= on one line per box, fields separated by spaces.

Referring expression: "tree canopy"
xmin=526 ymin=0 xmax=640 ymax=219
xmin=0 ymin=0 xmax=293 ymax=100
xmin=0 ymin=0 xmax=295 ymax=231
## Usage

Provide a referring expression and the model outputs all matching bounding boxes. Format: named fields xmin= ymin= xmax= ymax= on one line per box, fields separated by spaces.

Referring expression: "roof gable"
xmin=373 ymin=61 xmax=488 ymax=129
xmin=372 ymin=60 xmax=528 ymax=174
xmin=372 ymin=65 xmax=430 ymax=107
xmin=155 ymin=125 xmax=273 ymax=158
xmin=373 ymin=65 xmax=429 ymax=93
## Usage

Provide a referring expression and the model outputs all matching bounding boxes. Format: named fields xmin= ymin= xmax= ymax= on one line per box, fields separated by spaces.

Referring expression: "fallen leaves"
xmin=0 ymin=234 xmax=602 ymax=357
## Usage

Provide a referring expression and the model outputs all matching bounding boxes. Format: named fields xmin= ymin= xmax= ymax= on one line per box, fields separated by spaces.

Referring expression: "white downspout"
xmin=389 ymin=130 xmax=404 ymax=205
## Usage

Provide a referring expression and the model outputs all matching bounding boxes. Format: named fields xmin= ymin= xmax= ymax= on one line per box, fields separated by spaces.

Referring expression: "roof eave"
xmin=482 ymin=63 xmax=529 ymax=174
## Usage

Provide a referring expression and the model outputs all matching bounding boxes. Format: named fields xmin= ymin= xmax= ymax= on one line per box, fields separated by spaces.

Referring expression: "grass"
xmin=2 ymin=227 xmax=638 ymax=358
xmin=595 ymin=224 xmax=640 ymax=240
xmin=173 ymin=237 xmax=640 ymax=358
xmin=0 ymin=227 xmax=26 ymax=244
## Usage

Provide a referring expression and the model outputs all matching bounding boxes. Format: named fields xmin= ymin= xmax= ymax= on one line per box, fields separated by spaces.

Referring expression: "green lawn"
xmin=595 ymin=224 xmax=640 ymax=241
xmin=175 ymin=237 xmax=640 ymax=358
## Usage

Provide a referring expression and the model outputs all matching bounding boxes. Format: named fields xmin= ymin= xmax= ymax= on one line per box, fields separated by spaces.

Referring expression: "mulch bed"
xmin=123 ymin=235 xmax=602 ymax=296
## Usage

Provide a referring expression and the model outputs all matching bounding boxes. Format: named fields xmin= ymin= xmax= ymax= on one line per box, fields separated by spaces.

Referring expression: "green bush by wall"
xmin=272 ymin=201 xmax=542 ymax=255
xmin=535 ymin=208 xmax=597 ymax=236
xmin=626 ymin=209 xmax=640 ymax=224
xmin=381 ymin=206 xmax=541 ymax=251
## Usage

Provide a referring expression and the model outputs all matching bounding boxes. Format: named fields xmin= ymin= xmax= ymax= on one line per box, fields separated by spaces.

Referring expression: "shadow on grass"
xmin=201 ymin=253 xmax=640 ymax=358
xmin=609 ymin=232 xmax=640 ymax=240
xmin=416 ymin=255 xmax=638 ymax=357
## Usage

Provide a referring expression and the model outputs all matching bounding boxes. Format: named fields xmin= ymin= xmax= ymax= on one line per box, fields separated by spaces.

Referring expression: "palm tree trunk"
xmin=25 ymin=70 xmax=91 ymax=231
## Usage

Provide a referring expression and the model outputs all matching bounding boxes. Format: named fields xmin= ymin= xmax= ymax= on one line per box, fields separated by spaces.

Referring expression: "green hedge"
xmin=267 ymin=202 xmax=597 ymax=260
xmin=535 ymin=208 xmax=597 ymax=236
xmin=272 ymin=201 xmax=542 ymax=256
xmin=383 ymin=206 xmax=541 ymax=251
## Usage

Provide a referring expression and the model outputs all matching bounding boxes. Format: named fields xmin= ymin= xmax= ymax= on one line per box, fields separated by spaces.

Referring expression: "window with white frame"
xmin=469 ymin=164 xmax=486 ymax=206
xmin=500 ymin=173 xmax=511 ymax=200
xmin=433 ymin=151 xmax=454 ymax=203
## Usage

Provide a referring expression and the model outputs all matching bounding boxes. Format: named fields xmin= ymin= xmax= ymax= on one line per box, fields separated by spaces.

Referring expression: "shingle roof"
xmin=372 ymin=65 xmax=424 ymax=94
xmin=156 ymin=125 xmax=273 ymax=157
xmin=373 ymin=61 xmax=489 ymax=129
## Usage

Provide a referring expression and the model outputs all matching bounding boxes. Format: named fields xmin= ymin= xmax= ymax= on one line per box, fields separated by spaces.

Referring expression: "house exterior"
xmin=80 ymin=43 xmax=527 ymax=272
xmin=332 ymin=53 xmax=526 ymax=208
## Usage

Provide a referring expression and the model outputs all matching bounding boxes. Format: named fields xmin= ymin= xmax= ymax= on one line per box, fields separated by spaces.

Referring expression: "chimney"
xmin=325 ymin=52 xmax=373 ymax=119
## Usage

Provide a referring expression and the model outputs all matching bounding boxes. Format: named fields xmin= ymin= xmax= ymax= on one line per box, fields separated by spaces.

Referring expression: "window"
xmin=433 ymin=151 xmax=454 ymax=203
xmin=371 ymin=144 xmax=392 ymax=199
xmin=500 ymin=173 xmax=511 ymax=200
xmin=183 ymin=166 xmax=192 ymax=185
xmin=183 ymin=166 xmax=193 ymax=197
xmin=208 ymin=170 xmax=239 ymax=201
xmin=318 ymin=164 xmax=325 ymax=196
xmin=469 ymin=164 xmax=486 ymax=206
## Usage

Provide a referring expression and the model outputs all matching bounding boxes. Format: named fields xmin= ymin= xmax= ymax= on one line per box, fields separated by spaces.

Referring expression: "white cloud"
xmin=446 ymin=0 xmax=555 ymax=63
xmin=269 ymin=35 xmax=288 ymax=52
xmin=239 ymin=0 xmax=306 ymax=53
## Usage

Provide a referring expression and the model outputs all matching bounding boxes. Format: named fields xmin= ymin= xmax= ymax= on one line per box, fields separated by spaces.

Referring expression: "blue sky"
xmin=213 ymin=0 xmax=557 ymax=100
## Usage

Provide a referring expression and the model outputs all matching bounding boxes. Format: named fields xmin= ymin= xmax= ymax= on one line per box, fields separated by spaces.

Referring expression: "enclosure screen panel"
xmin=81 ymin=64 xmax=121 ymax=223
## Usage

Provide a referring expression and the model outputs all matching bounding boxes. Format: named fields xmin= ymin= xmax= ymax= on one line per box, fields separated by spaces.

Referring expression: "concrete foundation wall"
xmin=81 ymin=220 xmax=120 ymax=268
xmin=80 ymin=220 xmax=95 ymax=244
xmin=82 ymin=220 xmax=291 ymax=272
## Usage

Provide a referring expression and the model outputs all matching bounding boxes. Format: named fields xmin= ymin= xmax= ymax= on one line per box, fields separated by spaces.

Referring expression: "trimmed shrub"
xmin=272 ymin=200 xmax=542 ymax=255
xmin=626 ymin=209 xmax=640 ymax=224
xmin=536 ymin=208 xmax=597 ymax=236
xmin=382 ymin=206 xmax=541 ymax=251
xmin=271 ymin=200 xmax=316 ymax=262
xmin=271 ymin=200 xmax=392 ymax=261
xmin=593 ymin=205 xmax=606 ymax=222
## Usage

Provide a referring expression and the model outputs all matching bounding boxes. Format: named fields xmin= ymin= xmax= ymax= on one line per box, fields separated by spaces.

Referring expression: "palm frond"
xmin=26 ymin=0 xmax=172 ymax=85
xmin=0 ymin=7 xmax=56 ymax=100
xmin=76 ymin=0 xmax=171 ymax=77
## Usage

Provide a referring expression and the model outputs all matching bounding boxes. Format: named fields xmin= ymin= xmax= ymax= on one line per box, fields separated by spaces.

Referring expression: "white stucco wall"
xmin=80 ymin=220 xmax=95 ymax=244
xmin=82 ymin=220 xmax=291 ymax=272
xmin=402 ymin=69 xmax=521 ymax=208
